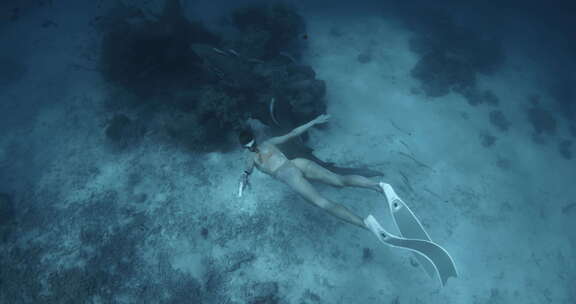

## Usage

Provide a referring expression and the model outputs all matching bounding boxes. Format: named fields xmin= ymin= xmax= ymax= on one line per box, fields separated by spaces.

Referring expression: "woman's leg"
xmin=291 ymin=158 xmax=382 ymax=193
xmin=276 ymin=165 xmax=368 ymax=230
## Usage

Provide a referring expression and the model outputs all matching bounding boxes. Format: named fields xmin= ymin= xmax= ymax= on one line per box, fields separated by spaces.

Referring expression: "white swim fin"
xmin=364 ymin=215 xmax=457 ymax=286
xmin=371 ymin=182 xmax=458 ymax=286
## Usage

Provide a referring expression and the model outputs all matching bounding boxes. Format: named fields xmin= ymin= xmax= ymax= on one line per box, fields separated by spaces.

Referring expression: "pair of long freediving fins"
xmin=364 ymin=183 xmax=458 ymax=286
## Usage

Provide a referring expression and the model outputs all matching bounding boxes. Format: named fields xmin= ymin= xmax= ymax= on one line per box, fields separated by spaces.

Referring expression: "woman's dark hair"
xmin=238 ymin=128 xmax=254 ymax=146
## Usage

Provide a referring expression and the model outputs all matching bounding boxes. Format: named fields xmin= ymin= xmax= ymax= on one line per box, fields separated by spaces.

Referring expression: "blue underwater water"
xmin=0 ymin=0 xmax=574 ymax=303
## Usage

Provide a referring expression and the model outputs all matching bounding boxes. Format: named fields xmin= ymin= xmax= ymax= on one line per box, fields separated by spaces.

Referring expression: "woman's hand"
xmin=313 ymin=114 xmax=331 ymax=125
xmin=238 ymin=172 xmax=249 ymax=197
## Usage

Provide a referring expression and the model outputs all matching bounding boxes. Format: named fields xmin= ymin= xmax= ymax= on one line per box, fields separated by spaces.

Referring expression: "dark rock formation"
xmin=483 ymin=90 xmax=500 ymax=106
xmin=329 ymin=27 xmax=343 ymax=37
xmin=411 ymin=50 xmax=476 ymax=97
xmin=231 ymin=3 xmax=306 ymax=60
xmin=0 ymin=56 xmax=27 ymax=86
xmin=561 ymin=202 xmax=576 ymax=215
xmin=362 ymin=247 xmax=373 ymax=262
xmin=189 ymin=44 xmax=264 ymax=91
xmin=158 ymin=86 xmax=245 ymax=150
xmin=357 ymin=51 xmax=372 ymax=64
xmin=480 ymin=132 xmax=497 ymax=147
xmin=200 ymin=227 xmax=209 ymax=239
xmin=496 ymin=157 xmax=511 ymax=170
xmin=105 ymin=114 xmax=131 ymax=141
xmin=559 ymin=140 xmax=573 ymax=160
xmin=252 ymin=62 xmax=327 ymax=127
xmin=99 ymin=0 xmax=220 ymax=98
xmin=529 ymin=94 xmax=541 ymax=106
xmin=549 ymin=77 xmax=576 ymax=120
xmin=105 ymin=114 xmax=145 ymax=148
xmin=0 ymin=192 xmax=14 ymax=227
xmin=460 ymin=89 xmax=501 ymax=107
xmin=527 ymin=106 xmax=557 ymax=135
xmin=97 ymin=0 xmax=325 ymax=152
xmin=489 ymin=110 xmax=510 ymax=132
xmin=406 ymin=8 xmax=504 ymax=102
xmin=300 ymin=289 xmax=322 ymax=304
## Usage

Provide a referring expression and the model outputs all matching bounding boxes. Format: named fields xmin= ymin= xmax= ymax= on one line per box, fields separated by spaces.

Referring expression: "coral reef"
xmin=99 ymin=1 xmax=219 ymax=98
xmin=483 ymin=90 xmax=500 ymax=106
xmin=97 ymin=0 xmax=324 ymax=151
xmin=410 ymin=50 xmax=476 ymax=97
xmin=405 ymin=8 xmax=504 ymax=103
xmin=0 ymin=192 xmax=14 ymax=226
xmin=549 ymin=77 xmax=576 ymax=120
xmin=105 ymin=113 xmax=146 ymax=149
xmin=527 ymin=105 xmax=557 ymax=135
xmin=231 ymin=2 xmax=306 ymax=60
xmin=357 ymin=51 xmax=372 ymax=64
xmin=559 ymin=140 xmax=573 ymax=160
xmin=460 ymin=88 xmax=500 ymax=106
xmin=0 ymin=192 xmax=14 ymax=242
xmin=480 ymin=131 xmax=497 ymax=148
xmin=489 ymin=110 xmax=510 ymax=132
xmin=496 ymin=157 xmax=511 ymax=171
xmin=0 ymin=56 xmax=27 ymax=86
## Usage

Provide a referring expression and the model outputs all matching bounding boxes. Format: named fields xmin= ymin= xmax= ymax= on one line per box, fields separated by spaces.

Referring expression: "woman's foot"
xmin=364 ymin=214 xmax=390 ymax=243
xmin=379 ymin=182 xmax=405 ymax=212
xmin=377 ymin=181 xmax=389 ymax=194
